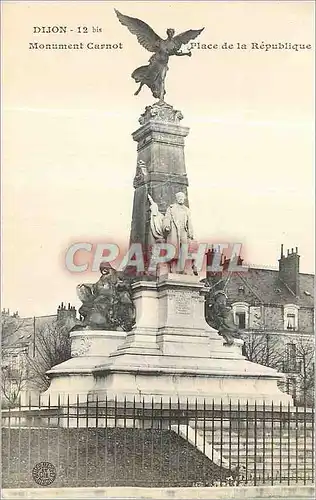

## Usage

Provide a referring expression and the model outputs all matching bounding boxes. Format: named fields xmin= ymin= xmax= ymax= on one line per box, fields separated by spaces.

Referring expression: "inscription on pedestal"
xmin=174 ymin=291 xmax=192 ymax=315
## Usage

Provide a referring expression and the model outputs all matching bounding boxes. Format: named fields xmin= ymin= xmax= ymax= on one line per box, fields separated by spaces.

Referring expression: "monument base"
xmin=43 ymin=274 xmax=292 ymax=406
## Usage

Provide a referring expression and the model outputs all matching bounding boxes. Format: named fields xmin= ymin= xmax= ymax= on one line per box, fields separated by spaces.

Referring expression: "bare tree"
xmin=1 ymin=312 xmax=29 ymax=407
xmin=1 ymin=311 xmax=74 ymax=402
xmin=27 ymin=318 xmax=73 ymax=391
xmin=241 ymin=332 xmax=284 ymax=370
xmin=294 ymin=337 xmax=315 ymax=406
xmin=1 ymin=363 xmax=29 ymax=407
xmin=241 ymin=331 xmax=315 ymax=406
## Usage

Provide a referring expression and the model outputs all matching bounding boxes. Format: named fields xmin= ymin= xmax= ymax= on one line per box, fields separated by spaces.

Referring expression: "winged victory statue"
xmin=115 ymin=9 xmax=204 ymax=101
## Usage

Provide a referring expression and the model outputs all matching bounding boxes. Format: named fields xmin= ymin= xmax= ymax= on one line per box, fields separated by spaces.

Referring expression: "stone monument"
xmin=130 ymin=102 xmax=190 ymax=256
xmin=43 ymin=10 xmax=292 ymax=407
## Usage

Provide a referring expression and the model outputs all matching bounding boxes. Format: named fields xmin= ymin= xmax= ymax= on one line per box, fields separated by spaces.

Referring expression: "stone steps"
xmin=207 ymin=436 xmax=313 ymax=445
xmin=202 ymin=426 xmax=314 ymax=432
xmin=210 ymin=452 xmax=313 ymax=463
xmin=193 ymin=426 xmax=314 ymax=433
xmin=211 ymin=442 xmax=313 ymax=451
xmin=214 ymin=451 xmax=313 ymax=459
xmin=187 ymin=419 xmax=314 ymax=484
xmin=234 ymin=459 xmax=313 ymax=466
xmin=193 ymin=421 xmax=314 ymax=428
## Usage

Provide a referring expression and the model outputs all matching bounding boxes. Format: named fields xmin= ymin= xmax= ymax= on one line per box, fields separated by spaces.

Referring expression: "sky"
xmin=2 ymin=1 xmax=315 ymax=317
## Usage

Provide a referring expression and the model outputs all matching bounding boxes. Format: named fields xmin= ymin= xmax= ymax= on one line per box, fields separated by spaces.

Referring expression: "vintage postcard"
xmin=1 ymin=1 xmax=315 ymax=498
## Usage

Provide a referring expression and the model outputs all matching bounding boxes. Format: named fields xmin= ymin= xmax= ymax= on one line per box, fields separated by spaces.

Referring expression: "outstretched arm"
xmin=174 ymin=50 xmax=192 ymax=57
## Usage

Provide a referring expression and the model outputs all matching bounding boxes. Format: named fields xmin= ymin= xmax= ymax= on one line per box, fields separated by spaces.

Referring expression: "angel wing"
xmin=173 ymin=28 xmax=204 ymax=51
xmin=115 ymin=9 xmax=162 ymax=53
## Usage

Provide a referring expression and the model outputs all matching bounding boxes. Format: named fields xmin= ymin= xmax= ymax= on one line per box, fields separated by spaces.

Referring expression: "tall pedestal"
xmin=44 ymin=274 xmax=292 ymax=407
xmin=130 ymin=101 xmax=189 ymax=248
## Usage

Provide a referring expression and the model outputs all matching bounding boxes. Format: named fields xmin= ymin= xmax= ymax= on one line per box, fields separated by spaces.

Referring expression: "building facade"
xmin=205 ymin=246 xmax=315 ymax=405
xmin=1 ymin=303 xmax=77 ymax=406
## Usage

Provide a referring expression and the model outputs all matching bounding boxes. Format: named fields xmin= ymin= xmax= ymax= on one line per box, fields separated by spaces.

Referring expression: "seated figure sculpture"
xmin=206 ymin=290 xmax=240 ymax=346
xmin=73 ymin=262 xmax=135 ymax=332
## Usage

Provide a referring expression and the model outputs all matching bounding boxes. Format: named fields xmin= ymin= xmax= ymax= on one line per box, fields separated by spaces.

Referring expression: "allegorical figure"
xmin=206 ymin=290 xmax=240 ymax=346
xmin=148 ymin=191 xmax=197 ymax=274
xmin=74 ymin=262 xmax=135 ymax=332
xmin=148 ymin=193 xmax=165 ymax=243
xmin=115 ymin=9 xmax=204 ymax=101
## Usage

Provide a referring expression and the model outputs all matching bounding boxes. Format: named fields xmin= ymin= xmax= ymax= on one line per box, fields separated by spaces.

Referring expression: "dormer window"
xmin=232 ymin=302 xmax=249 ymax=329
xmin=283 ymin=304 xmax=299 ymax=331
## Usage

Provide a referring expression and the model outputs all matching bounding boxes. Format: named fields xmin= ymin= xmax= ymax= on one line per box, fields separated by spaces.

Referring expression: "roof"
xmin=2 ymin=314 xmax=57 ymax=351
xmin=203 ymin=268 xmax=314 ymax=308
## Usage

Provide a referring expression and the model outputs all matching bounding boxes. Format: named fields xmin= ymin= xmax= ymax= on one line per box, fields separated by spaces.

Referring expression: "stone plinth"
xmin=113 ymin=274 xmax=223 ymax=358
xmin=70 ymin=330 xmax=126 ymax=357
xmin=44 ymin=274 xmax=292 ymax=407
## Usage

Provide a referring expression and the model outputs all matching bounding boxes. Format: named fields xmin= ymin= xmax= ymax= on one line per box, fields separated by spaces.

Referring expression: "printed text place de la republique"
xmin=28 ymin=41 xmax=312 ymax=51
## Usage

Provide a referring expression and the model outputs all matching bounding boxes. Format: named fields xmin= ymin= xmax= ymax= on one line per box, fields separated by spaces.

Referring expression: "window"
xmin=287 ymin=343 xmax=296 ymax=362
xmin=236 ymin=312 xmax=246 ymax=329
xmin=283 ymin=304 xmax=299 ymax=331
xmin=285 ymin=343 xmax=297 ymax=372
xmin=286 ymin=314 xmax=296 ymax=330
xmin=232 ymin=302 xmax=249 ymax=329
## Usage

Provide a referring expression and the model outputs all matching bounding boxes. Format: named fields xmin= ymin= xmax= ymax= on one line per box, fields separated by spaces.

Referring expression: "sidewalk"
xmin=1 ymin=485 xmax=315 ymax=499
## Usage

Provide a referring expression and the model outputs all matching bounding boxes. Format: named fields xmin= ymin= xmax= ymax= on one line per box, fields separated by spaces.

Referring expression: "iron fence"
xmin=1 ymin=396 xmax=315 ymax=488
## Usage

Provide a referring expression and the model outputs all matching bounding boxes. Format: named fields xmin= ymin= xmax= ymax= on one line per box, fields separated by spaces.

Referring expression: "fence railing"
xmin=1 ymin=396 xmax=315 ymax=488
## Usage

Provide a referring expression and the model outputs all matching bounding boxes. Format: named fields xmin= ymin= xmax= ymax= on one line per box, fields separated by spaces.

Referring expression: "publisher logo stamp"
xmin=32 ymin=461 xmax=56 ymax=486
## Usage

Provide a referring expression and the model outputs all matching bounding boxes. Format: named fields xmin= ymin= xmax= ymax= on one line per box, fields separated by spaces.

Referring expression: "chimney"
xmin=57 ymin=302 xmax=77 ymax=322
xmin=206 ymin=246 xmax=223 ymax=279
xmin=280 ymin=244 xmax=284 ymax=258
xmin=278 ymin=245 xmax=300 ymax=297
